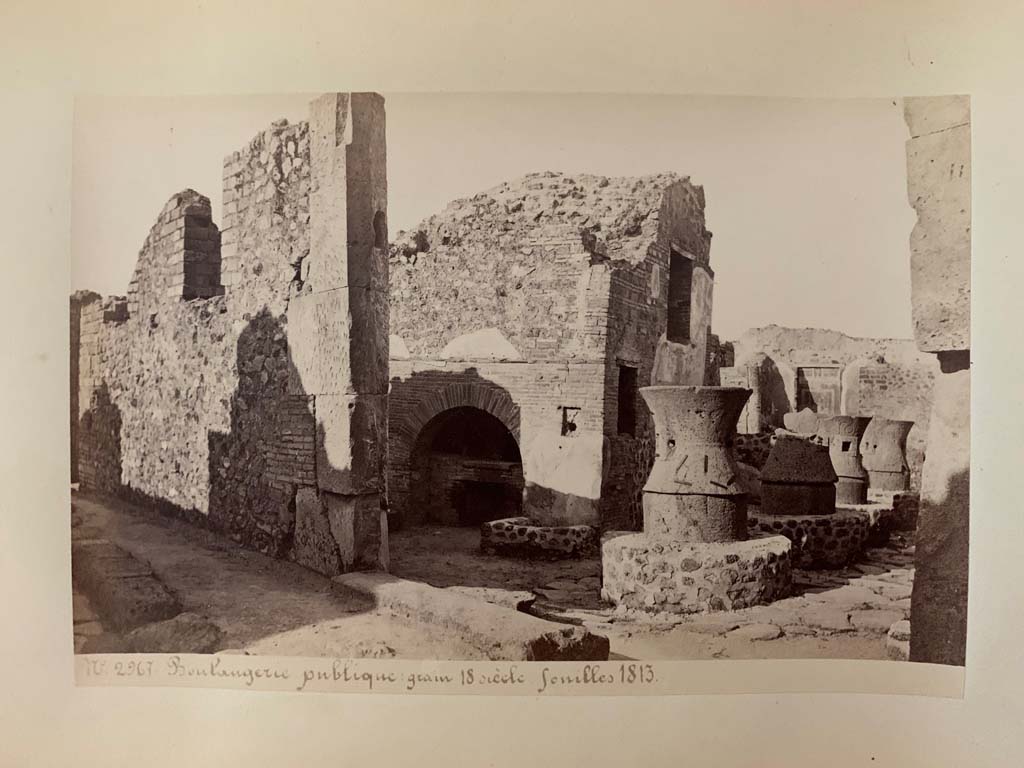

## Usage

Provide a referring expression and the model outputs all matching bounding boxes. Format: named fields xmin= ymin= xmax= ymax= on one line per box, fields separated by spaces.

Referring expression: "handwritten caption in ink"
xmin=78 ymin=656 xmax=657 ymax=695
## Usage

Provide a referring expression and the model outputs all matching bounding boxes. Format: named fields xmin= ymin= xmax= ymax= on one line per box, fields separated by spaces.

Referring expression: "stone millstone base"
xmin=481 ymin=517 xmax=598 ymax=559
xmin=600 ymin=534 xmax=792 ymax=614
xmin=747 ymin=507 xmax=882 ymax=569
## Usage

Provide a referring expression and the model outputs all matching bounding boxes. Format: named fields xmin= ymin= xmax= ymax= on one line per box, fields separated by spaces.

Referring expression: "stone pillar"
xmin=70 ymin=290 xmax=101 ymax=484
xmin=289 ymin=93 xmax=389 ymax=575
xmin=903 ymin=96 xmax=970 ymax=666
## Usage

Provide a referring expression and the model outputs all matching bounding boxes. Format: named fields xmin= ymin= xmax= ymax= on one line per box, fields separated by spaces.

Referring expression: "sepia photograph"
xmin=68 ymin=90 xmax=970 ymax=672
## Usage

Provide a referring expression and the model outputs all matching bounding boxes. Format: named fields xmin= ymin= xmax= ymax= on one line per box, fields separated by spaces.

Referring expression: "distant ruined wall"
xmin=903 ymin=95 xmax=971 ymax=667
xmin=846 ymin=362 xmax=935 ymax=488
xmin=719 ymin=325 xmax=937 ymax=486
xmin=388 ymin=172 xmax=713 ymax=531
xmin=72 ymin=94 xmax=389 ymax=576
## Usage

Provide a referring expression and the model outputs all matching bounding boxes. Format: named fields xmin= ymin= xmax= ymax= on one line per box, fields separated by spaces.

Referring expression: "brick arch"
xmin=395 ymin=381 xmax=521 ymax=446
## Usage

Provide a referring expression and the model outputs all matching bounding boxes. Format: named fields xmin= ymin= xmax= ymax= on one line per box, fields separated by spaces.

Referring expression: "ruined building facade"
xmin=71 ymin=93 xmax=390 ymax=577
xmin=386 ymin=172 xmax=714 ymax=532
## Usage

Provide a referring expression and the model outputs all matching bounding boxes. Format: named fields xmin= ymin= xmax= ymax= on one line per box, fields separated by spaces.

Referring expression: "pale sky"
xmin=72 ymin=93 xmax=917 ymax=341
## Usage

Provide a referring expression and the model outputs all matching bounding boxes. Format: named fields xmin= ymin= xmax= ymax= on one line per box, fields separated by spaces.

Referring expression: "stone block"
xmin=906 ymin=120 xmax=971 ymax=352
xmin=887 ymin=619 xmax=911 ymax=661
xmin=294 ymin=488 xmax=387 ymax=576
xmin=71 ymin=539 xmax=182 ymax=633
xmin=728 ymin=623 xmax=782 ymax=641
xmin=287 ymin=287 xmax=387 ymax=396
xmin=324 ymin=491 xmax=388 ymax=572
xmin=293 ymin=487 xmax=341 ymax=576
xmin=904 ymin=95 xmax=970 ymax=139
xmin=307 ymin=93 xmax=388 ymax=294
xmin=333 ymin=572 xmax=609 ymax=661
xmin=315 ymin=393 xmax=386 ymax=495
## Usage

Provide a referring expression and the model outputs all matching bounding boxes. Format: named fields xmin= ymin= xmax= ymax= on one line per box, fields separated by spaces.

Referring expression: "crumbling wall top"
xmin=390 ymin=171 xmax=710 ymax=267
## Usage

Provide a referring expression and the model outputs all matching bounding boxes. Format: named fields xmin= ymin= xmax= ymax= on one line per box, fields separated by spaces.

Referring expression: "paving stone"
xmin=679 ymin=618 xmax=741 ymax=635
xmin=728 ymin=623 xmax=783 ymax=641
xmin=806 ymin=585 xmax=881 ymax=607
xmin=871 ymin=582 xmax=913 ymax=601
xmin=534 ymin=588 xmax=575 ymax=604
xmin=886 ymin=619 xmax=911 ymax=661
xmin=851 ymin=563 xmax=888 ymax=576
xmin=849 ymin=609 xmax=906 ymax=633
xmin=888 ymin=619 xmax=912 ymax=642
xmin=801 ymin=606 xmax=852 ymax=632
xmin=544 ymin=579 xmax=585 ymax=591
xmin=782 ymin=624 xmax=817 ymax=637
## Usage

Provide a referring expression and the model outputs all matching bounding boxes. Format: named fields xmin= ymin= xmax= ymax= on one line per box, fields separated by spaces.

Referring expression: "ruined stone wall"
xmin=74 ymin=93 xmax=389 ymax=574
xmin=846 ymin=361 xmax=935 ymax=487
xmin=730 ymin=325 xmax=932 ymax=369
xmin=77 ymin=152 xmax=312 ymax=554
xmin=388 ymin=172 xmax=713 ymax=532
xmin=721 ymin=325 xmax=937 ymax=453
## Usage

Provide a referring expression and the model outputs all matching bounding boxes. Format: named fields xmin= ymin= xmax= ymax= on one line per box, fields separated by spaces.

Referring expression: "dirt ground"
xmin=72 ymin=493 xmax=484 ymax=659
xmin=72 ymin=492 xmax=913 ymax=661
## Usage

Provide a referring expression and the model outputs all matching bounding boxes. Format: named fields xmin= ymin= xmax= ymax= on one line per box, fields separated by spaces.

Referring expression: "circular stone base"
xmin=600 ymin=534 xmax=792 ymax=614
xmin=481 ymin=517 xmax=598 ymax=559
xmin=747 ymin=504 xmax=890 ymax=568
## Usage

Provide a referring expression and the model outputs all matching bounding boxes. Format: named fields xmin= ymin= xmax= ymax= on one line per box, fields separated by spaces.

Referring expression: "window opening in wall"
xmin=667 ymin=250 xmax=694 ymax=344
xmin=560 ymin=406 xmax=580 ymax=437
xmin=617 ymin=365 xmax=638 ymax=436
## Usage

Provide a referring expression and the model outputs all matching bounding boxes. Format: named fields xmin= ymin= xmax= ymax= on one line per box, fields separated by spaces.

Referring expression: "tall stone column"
xmin=903 ymin=95 xmax=971 ymax=665
xmin=289 ymin=93 xmax=390 ymax=574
